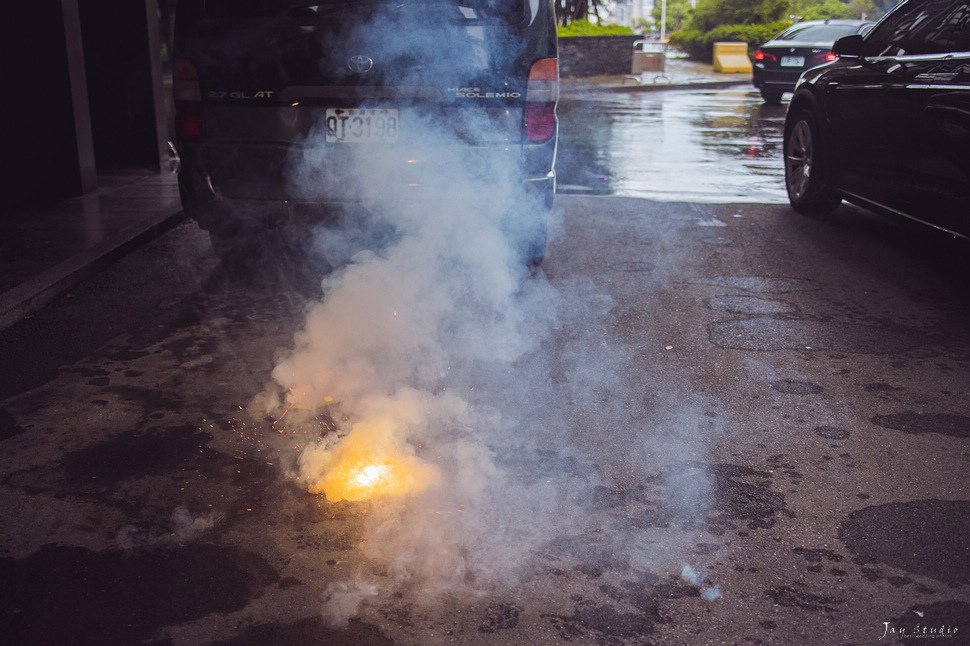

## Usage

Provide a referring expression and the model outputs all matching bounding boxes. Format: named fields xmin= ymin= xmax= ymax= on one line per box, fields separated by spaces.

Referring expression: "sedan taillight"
xmin=174 ymin=58 xmax=203 ymax=142
xmin=825 ymin=51 xmax=838 ymax=62
xmin=754 ymin=49 xmax=778 ymax=63
xmin=524 ymin=58 xmax=558 ymax=143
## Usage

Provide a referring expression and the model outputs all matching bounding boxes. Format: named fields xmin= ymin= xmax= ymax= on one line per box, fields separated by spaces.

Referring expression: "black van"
xmin=173 ymin=0 xmax=559 ymax=264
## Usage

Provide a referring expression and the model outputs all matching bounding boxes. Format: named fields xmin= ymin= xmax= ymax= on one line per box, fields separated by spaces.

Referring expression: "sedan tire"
xmin=760 ymin=89 xmax=784 ymax=104
xmin=784 ymin=109 xmax=842 ymax=215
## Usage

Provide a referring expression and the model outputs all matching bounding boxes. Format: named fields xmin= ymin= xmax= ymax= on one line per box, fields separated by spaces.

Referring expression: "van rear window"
xmin=201 ymin=0 xmax=525 ymax=23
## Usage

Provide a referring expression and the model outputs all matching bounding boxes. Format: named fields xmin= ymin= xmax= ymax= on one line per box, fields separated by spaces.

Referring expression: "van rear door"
xmin=174 ymin=0 xmax=546 ymax=200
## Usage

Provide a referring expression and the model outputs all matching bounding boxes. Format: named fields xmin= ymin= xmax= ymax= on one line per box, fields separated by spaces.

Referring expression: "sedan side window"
xmin=864 ymin=0 xmax=966 ymax=56
xmin=933 ymin=2 xmax=970 ymax=52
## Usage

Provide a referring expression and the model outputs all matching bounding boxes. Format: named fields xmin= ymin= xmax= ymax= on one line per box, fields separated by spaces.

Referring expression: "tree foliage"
xmin=554 ymin=0 xmax=604 ymax=25
xmin=850 ymin=0 xmax=878 ymax=18
xmin=664 ymin=0 xmax=882 ymax=60
xmin=651 ymin=0 xmax=695 ymax=33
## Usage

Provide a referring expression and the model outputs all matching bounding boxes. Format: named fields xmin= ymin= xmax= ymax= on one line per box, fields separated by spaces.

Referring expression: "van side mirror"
xmin=832 ymin=34 xmax=864 ymax=57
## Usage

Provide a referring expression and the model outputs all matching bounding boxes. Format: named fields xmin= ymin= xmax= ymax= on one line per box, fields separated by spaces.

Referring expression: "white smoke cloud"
xmin=113 ymin=506 xmax=223 ymax=551
xmin=257 ymin=103 xmax=589 ymax=623
xmin=322 ymin=581 xmax=380 ymax=629
xmin=249 ymin=7 xmax=714 ymax=628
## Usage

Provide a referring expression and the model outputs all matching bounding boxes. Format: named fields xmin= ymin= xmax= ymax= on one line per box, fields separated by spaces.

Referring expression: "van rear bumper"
xmin=178 ymin=136 xmax=556 ymax=228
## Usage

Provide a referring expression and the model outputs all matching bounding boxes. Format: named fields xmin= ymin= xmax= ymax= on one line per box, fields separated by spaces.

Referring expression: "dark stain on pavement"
xmin=103 ymin=385 xmax=186 ymax=416
xmin=764 ymin=584 xmax=842 ymax=612
xmin=589 ymin=485 xmax=677 ymax=531
xmin=544 ymin=573 xmax=707 ymax=642
xmin=665 ymin=463 xmax=788 ymax=534
xmin=62 ymin=424 xmax=214 ymax=488
xmin=0 ymin=543 xmax=277 ymax=645
xmin=708 ymin=295 xmax=797 ymax=316
xmin=480 ymin=603 xmax=523 ymax=633
xmin=839 ymin=500 xmax=970 ymax=585
xmin=105 ymin=348 xmax=153 ymax=362
xmin=608 ymin=463 xmax=791 ymax=535
xmin=544 ymin=601 xmax=659 ymax=643
xmin=707 ymin=317 xmax=922 ymax=353
xmin=5 ymin=424 xmax=286 ymax=521
xmin=607 ymin=575 xmax=701 ymax=607
xmin=542 ymin=536 xmax=638 ymax=575
xmin=864 ymin=382 xmax=902 ymax=392
xmin=815 ymin=426 xmax=850 ymax=440
xmin=707 ymin=464 xmax=789 ymax=532
xmin=871 ymin=412 xmax=970 ymax=439
xmin=211 ymin=617 xmax=393 ymax=646
xmin=770 ymin=379 xmax=823 ymax=395
xmin=0 ymin=406 xmax=24 ymax=441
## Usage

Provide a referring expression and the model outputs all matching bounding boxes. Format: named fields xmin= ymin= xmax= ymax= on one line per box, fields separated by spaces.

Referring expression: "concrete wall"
xmin=559 ymin=35 xmax=639 ymax=78
xmin=0 ymin=0 xmax=167 ymax=209
xmin=80 ymin=0 xmax=166 ymax=171
xmin=1 ymin=1 xmax=96 ymax=208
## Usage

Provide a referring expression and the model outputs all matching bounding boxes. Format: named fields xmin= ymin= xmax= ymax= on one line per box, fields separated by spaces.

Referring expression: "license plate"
xmin=780 ymin=56 xmax=805 ymax=67
xmin=325 ymin=108 xmax=399 ymax=143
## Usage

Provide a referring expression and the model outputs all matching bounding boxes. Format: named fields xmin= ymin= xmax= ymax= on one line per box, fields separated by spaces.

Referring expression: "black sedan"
xmin=753 ymin=20 xmax=873 ymax=103
xmin=783 ymin=0 xmax=970 ymax=239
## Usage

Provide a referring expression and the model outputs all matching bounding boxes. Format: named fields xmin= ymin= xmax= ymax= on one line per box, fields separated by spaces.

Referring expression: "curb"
xmin=562 ymin=78 xmax=751 ymax=97
xmin=0 ymin=209 xmax=187 ymax=332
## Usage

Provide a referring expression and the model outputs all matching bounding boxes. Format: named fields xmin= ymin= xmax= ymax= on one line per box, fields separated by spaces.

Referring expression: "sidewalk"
xmin=0 ymin=171 xmax=185 ymax=330
xmin=0 ymin=56 xmax=748 ymax=331
xmin=561 ymin=55 xmax=753 ymax=97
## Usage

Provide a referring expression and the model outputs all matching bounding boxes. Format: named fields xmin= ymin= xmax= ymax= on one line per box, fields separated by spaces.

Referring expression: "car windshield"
xmin=777 ymin=24 xmax=862 ymax=41
xmin=863 ymin=0 xmax=970 ymax=56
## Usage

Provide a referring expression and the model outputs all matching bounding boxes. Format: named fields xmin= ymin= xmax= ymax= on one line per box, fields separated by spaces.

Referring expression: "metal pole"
xmin=61 ymin=0 xmax=97 ymax=194
xmin=660 ymin=0 xmax=667 ymax=42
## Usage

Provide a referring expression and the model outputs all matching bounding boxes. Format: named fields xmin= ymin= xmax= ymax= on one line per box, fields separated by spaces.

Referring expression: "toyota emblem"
xmin=347 ymin=55 xmax=374 ymax=74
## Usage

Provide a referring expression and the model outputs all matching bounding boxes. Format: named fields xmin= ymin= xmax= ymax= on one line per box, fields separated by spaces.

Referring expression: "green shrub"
xmin=669 ymin=19 xmax=792 ymax=61
xmin=668 ymin=28 xmax=707 ymax=59
xmin=557 ymin=20 xmax=635 ymax=38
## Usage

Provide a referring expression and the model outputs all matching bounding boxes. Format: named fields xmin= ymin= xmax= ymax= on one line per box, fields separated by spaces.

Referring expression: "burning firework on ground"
xmin=298 ymin=413 xmax=440 ymax=502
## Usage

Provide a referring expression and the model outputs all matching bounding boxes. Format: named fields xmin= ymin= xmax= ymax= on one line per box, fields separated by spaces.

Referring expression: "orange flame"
xmin=301 ymin=419 xmax=438 ymax=502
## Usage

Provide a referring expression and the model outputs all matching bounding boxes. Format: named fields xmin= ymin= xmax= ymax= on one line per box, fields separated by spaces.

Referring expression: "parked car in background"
xmin=173 ymin=0 xmax=559 ymax=266
xmin=753 ymin=20 xmax=873 ymax=103
xmin=783 ymin=0 xmax=970 ymax=239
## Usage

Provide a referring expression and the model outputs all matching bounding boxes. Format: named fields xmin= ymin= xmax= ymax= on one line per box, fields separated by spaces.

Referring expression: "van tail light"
xmin=754 ymin=49 xmax=778 ymax=63
xmin=174 ymin=58 xmax=203 ymax=142
xmin=825 ymin=51 xmax=838 ymax=62
xmin=524 ymin=58 xmax=558 ymax=143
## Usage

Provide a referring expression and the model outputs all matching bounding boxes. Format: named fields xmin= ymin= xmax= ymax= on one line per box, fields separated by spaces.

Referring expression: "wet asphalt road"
xmin=557 ymin=87 xmax=788 ymax=203
xmin=2 ymin=88 xmax=970 ymax=645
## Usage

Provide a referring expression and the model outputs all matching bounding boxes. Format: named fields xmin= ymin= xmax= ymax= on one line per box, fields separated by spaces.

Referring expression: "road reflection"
xmin=557 ymin=88 xmax=789 ymax=203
